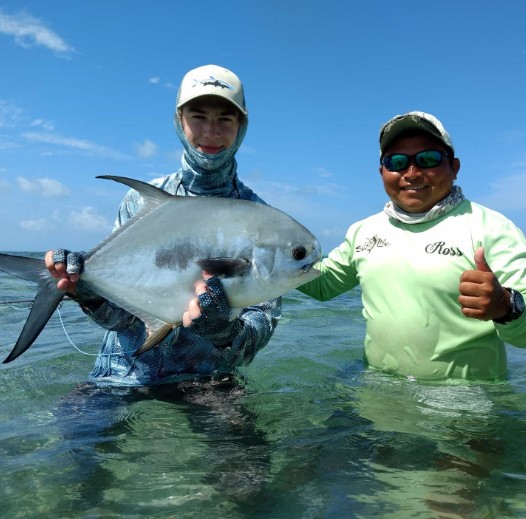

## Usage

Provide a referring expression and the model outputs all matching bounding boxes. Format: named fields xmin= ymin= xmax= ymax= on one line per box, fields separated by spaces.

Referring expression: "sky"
xmin=1 ymin=0 xmax=526 ymax=255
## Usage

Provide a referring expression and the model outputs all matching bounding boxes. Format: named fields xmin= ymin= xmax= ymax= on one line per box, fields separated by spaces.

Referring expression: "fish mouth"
xmin=301 ymin=258 xmax=322 ymax=273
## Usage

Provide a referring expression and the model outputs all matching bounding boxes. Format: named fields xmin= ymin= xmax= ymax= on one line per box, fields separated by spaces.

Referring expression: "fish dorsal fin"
xmin=87 ymin=176 xmax=179 ymax=260
xmin=196 ymin=258 xmax=251 ymax=278
xmin=97 ymin=175 xmax=173 ymax=208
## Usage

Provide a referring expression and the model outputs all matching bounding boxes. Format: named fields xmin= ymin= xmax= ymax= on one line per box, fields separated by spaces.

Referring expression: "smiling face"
xmin=179 ymin=96 xmax=242 ymax=154
xmin=379 ymin=132 xmax=460 ymax=213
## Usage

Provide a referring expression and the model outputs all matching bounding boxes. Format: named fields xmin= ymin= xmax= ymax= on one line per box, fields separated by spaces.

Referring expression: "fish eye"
xmin=292 ymin=245 xmax=307 ymax=260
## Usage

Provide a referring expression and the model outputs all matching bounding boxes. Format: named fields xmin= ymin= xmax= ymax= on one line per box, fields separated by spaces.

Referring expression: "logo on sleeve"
xmin=425 ymin=241 xmax=464 ymax=256
xmin=356 ymin=235 xmax=391 ymax=254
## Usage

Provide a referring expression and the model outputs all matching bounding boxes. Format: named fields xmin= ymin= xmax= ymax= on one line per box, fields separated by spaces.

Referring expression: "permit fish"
xmin=0 ymin=175 xmax=321 ymax=363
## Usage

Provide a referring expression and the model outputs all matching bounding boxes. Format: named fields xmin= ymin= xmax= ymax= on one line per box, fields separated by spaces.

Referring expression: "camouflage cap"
xmin=379 ymin=111 xmax=454 ymax=155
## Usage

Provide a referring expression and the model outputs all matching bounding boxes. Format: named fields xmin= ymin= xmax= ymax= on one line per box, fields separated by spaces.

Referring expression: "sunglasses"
xmin=381 ymin=150 xmax=447 ymax=172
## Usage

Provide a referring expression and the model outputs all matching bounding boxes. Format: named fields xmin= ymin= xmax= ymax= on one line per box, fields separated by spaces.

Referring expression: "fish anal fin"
xmin=196 ymin=258 xmax=251 ymax=278
xmin=133 ymin=323 xmax=178 ymax=357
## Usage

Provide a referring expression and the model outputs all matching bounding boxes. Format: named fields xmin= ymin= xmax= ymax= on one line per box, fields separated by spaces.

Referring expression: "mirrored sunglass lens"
xmin=415 ymin=150 xmax=442 ymax=167
xmin=385 ymin=154 xmax=408 ymax=171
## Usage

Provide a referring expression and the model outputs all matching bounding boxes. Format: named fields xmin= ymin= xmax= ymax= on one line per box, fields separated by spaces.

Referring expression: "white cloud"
xmin=19 ymin=218 xmax=52 ymax=232
xmin=315 ymin=167 xmax=333 ymax=178
xmin=239 ymin=143 xmax=256 ymax=154
xmin=21 ymin=132 xmax=131 ymax=160
xmin=69 ymin=206 xmax=111 ymax=232
xmin=0 ymin=135 xmax=19 ymax=150
xmin=480 ymin=173 xmax=526 ymax=211
xmin=321 ymin=226 xmax=347 ymax=239
xmin=147 ymin=76 xmax=177 ymax=89
xmin=0 ymin=8 xmax=75 ymax=56
xmin=135 ymin=139 xmax=158 ymax=158
xmin=0 ymin=178 xmax=10 ymax=192
xmin=17 ymin=176 xmax=70 ymax=197
xmin=0 ymin=99 xmax=23 ymax=128
xmin=30 ymin=118 xmax=54 ymax=131
xmin=262 ymin=180 xmax=346 ymax=198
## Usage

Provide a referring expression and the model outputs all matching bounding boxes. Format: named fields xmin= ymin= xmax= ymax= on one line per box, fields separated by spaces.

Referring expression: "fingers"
xmin=459 ymin=285 xmax=509 ymax=320
xmin=65 ymin=253 xmax=83 ymax=278
xmin=45 ymin=249 xmax=83 ymax=292
xmin=458 ymin=275 xmax=494 ymax=319
xmin=458 ymin=294 xmax=491 ymax=319
xmin=459 ymin=268 xmax=507 ymax=321
xmin=183 ymin=298 xmax=203 ymax=327
xmin=183 ymin=274 xmax=231 ymax=334
xmin=474 ymin=247 xmax=493 ymax=273
xmin=202 ymin=276 xmax=230 ymax=320
xmin=459 ymin=247 xmax=509 ymax=320
xmin=45 ymin=250 xmax=64 ymax=279
xmin=182 ymin=281 xmax=207 ymax=326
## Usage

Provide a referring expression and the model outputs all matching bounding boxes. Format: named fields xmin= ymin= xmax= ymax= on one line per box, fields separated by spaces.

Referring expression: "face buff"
xmin=174 ymin=111 xmax=248 ymax=196
xmin=383 ymin=185 xmax=465 ymax=224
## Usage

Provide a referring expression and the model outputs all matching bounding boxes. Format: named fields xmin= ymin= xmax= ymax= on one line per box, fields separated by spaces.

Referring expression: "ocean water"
xmin=1 ymin=253 xmax=526 ymax=518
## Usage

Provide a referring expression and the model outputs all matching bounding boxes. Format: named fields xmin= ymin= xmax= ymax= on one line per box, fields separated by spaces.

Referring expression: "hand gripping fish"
xmin=0 ymin=176 xmax=322 ymax=363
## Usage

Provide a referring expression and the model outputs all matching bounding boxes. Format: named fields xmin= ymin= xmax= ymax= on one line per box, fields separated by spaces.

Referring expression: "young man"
xmin=46 ymin=65 xmax=281 ymax=386
xmin=299 ymin=111 xmax=526 ymax=381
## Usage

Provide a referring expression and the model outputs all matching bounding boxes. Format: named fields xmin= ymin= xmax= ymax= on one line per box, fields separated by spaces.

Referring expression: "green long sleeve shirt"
xmin=298 ymin=200 xmax=526 ymax=381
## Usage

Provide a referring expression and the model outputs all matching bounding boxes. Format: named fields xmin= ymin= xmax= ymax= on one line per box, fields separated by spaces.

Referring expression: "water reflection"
xmin=53 ymin=377 xmax=271 ymax=517
xmin=253 ymin=361 xmax=526 ymax=518
xmin=3 ymin=283 xmax=526 ymax=517
xmin=361 ymin=371 xmax=524 ymax=517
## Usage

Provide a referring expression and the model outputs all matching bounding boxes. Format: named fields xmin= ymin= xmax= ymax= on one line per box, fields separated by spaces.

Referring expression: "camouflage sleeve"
xmin=232 ymin=297 xmax=282 ymax=364
xmin=208 ymin=297 xmax=282 ymax=367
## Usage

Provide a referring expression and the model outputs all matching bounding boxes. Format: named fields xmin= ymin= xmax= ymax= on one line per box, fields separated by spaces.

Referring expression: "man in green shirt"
xmin=299 ymin=111 xmax=526 ymax=381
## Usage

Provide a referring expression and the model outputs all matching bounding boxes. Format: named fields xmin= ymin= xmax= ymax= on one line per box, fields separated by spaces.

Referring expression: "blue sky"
xmin=1 ymin=1 xmax=525 ymax=254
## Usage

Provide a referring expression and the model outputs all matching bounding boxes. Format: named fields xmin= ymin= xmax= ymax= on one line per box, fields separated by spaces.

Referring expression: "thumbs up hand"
xmin=458 ymin=247 xmax=510 ymax=321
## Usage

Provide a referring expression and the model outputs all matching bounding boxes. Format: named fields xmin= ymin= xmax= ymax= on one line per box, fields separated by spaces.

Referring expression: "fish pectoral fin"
xmin=196 ymin=258 xmax=251 ymax=278
xmin=133 ymin=323 xmax=179 ymax=357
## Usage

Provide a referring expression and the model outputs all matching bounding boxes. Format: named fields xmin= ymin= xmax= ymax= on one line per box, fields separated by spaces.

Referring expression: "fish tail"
xmin=0 ymin=254 xmax=66 ymax=363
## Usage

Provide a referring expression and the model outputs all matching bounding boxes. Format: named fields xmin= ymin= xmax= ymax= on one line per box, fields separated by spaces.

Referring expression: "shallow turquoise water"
xmin=1 ymin=254 xmax=526 ymax=518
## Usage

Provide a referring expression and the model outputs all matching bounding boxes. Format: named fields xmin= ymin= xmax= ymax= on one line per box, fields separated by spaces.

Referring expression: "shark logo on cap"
xmin=193 ymin=76 xmax=234 ymax=90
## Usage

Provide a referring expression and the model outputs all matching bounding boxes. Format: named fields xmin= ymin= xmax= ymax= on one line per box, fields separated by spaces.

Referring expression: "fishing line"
xmin=0 ymin=299 xmax=36 ymax=306
xmin=3 ymin=299 xmax=154 ymax=358
xmin=0 ymin=298 xmax=132 ymax=357
xmin=56 ymin=305 xmax=99 ymax=356
xmin=0 ymin=297 xmax=72 ymax=307
xmin=55 ymin=305 xmax=141 ymax=357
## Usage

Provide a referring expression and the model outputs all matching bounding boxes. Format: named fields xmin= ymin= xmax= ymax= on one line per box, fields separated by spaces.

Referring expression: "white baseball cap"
xmin=379 ymin=111 xmax=454 ymax=155
xmin=176 ymin=64 xmax=247 ymax=117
